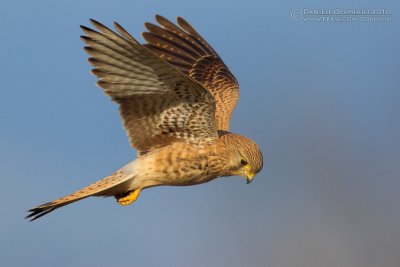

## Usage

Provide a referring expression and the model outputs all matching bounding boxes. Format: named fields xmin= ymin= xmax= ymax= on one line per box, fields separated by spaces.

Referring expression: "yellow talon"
xmin=116 ymin=189 xmax=141 ymax=206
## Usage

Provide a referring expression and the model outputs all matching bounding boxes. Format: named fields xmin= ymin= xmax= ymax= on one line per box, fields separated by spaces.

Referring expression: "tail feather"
xmin=26 ymin=162 xmax=137 ymax=221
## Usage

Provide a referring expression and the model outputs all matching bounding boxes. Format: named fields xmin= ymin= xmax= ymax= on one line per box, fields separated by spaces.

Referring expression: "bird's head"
xmin=222 ymin=133 xmax=263 ymax=184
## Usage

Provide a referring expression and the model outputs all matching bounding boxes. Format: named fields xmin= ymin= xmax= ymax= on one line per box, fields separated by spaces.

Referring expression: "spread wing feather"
xmin=142 ymin=15 xmax=240 ymax=131
xmin=81 ymin=19 xmax=219 ymax=153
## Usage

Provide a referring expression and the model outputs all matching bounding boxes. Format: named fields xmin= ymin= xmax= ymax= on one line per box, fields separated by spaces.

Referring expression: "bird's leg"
xmin=115 ymin=189 xmax=141 ymax=206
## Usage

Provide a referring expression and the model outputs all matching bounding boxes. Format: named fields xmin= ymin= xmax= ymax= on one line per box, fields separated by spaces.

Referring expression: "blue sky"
xmin=1 ymin=0 xmax=399 ymax=266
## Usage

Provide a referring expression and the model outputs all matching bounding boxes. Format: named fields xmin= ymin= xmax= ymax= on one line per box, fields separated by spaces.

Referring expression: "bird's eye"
xmin=240 ymin=158 xmax=248 ymax=166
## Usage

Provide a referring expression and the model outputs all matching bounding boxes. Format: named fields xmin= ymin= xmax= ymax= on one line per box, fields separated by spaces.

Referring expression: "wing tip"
xmin=89 ymin=18 xmax=102 ymax=28
xmin=113 ymin=21 xmax=139 ymax=43
xmin=155 ymin=14 xmax=163 ymax=21
xmin=80 ymin=24 xmax=92 ymax=33
xmin=25 ymin=204 xmax=56 ymax=222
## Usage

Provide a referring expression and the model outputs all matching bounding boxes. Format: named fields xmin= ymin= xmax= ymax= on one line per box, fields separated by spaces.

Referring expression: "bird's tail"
xmin=26 ymin=161 xmax=138 ymax=221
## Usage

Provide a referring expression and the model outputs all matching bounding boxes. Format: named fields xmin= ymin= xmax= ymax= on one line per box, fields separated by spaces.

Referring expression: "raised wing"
xmin=142 ymin=15 xmax=239 ymax=131
xmin=81 ymin=20 xmax=219 ymax=153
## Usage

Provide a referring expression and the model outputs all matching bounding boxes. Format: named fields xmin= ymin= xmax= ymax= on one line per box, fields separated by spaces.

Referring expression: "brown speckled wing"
xmin=142 ymin=15 xmax=239 ymax=131
xmin=81 ymin=20 xmax=219 ymax=153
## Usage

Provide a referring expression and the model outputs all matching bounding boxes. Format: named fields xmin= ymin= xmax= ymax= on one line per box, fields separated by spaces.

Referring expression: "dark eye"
xmin=240 ymin=158 xmax=248 ymax=166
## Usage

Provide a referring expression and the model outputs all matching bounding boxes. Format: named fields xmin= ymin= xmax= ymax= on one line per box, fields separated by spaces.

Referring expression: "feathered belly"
xmin=132 ymin=143 xmax=219 ymax=188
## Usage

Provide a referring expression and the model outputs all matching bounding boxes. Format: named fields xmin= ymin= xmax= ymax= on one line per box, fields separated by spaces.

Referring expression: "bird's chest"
xmin=141 ymin=144 xmax=221 ymax=186
xmin=158 ymin=155 xmax=213 ymax=186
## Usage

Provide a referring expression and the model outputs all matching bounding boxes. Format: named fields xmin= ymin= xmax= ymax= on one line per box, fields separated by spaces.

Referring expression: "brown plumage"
xmin=142 ymin=15 xmax=239 ymax=131
xmin=26 ymin=16 xmax=263 ymax=221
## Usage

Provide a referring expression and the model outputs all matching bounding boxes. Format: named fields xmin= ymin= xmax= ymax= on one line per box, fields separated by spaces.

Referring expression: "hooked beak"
xmin=245 ymin=172 xmax=255 ymax=184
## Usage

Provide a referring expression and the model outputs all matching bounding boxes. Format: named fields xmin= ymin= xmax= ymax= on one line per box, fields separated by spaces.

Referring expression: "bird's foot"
xmin=115 ymin=189 xmax=141 ymax=206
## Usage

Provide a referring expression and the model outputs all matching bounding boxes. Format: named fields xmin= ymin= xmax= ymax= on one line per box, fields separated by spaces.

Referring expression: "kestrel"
xmin=26 ymin=15 xmax=263 ymax=221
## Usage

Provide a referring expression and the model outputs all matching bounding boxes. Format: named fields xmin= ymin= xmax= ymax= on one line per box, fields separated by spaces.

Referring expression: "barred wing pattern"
xmin=81 ymin=20 xmax=219 ymax=153
xmin=143 ymin=15 xmax=239 ymax=131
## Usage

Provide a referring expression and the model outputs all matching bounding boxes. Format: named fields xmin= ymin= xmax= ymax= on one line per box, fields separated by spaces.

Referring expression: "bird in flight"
xmin=26 ymin=15 xmax=263 ymax=221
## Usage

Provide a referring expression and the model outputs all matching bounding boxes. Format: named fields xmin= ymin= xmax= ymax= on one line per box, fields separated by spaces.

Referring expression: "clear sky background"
xmin=1 ymin=0 xmax=399 ymax=266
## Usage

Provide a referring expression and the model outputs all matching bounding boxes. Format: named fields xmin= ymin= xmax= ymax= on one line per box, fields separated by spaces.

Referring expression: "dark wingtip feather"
xmin=176 ymin=16 xmax=196 ymax=33
xmin=155 ymin=14 xmax=163 ymax=21
xmin=25 ymin=205 xmax=57 ymax=222
xmin=155 ymin=14 xmax=173 ymax=27
xmin=91 ymin=68 xmax=107 ymax=77
xmin=89 ymin=18 xmax=103 ymax=28
xmin=141 ymin=32 xmax=153 ymax=42
xmin=176 ymin=16 xmax=186 ymax=25
xmin=90 ymin=19 xmax=115 ymax=34
xmin=144 ymin=22 xmax=153 ymax=31
xmin=80 ymin=35 xmax=91 ymax=43
xmin=113 ymin=21 xmax=138 ymax=43
xmin=80 ymin=25 xmax=94 ymax=33
xmin=83 ymin=46 xmax=95 ymax=53
xmin=87 ymin=57 xmax=101 ymax=66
